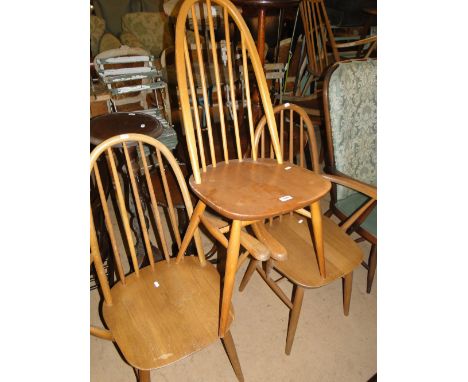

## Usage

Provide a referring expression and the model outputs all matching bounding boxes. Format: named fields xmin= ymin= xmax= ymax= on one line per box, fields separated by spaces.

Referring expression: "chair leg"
xmin=219 ymin=220 xmax=242 ymax=337
xmin=221 ymin=330 xmax=245 ymax=382
xmin=342 ymin=272 xmax=353 ymax=316
xmin=367 ymin=244 xmax=377 ymax=293
xmin=239 ymin=258 xmax=258 ymax=292
xmin=285 ymin=285 xmax=305 ymax=355
xmin=138 ymin=369 xmax=151 ymax=382
xmin=264 ymin=258 xmax=273 ymax=279
xmin=175 ymin=201 xmax=206 ymax=262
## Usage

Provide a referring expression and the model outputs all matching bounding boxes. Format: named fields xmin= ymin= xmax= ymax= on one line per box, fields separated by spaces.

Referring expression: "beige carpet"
xmin=90 ymin=200 xmax=376 ymax=382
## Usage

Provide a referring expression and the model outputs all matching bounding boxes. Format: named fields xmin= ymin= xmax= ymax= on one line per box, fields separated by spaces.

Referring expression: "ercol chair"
xmin=93 ymin=46 xmax=175 ymax=137
xmin=90 ymin=133 xmax=244 ymax=382
xmin=174 ymin=0 xmax=332 ymax=338
xmin=238 ymin=102 xmax=376 ymax=354
xmin=280 ymin=0 xmax=377 ymax=119
xmin=322 ymin=58 xmax=377 ymax=293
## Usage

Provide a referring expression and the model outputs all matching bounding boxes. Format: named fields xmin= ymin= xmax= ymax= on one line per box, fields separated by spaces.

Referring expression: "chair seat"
xmin=189 ymin=158 xmax=331 ymax=221
xmin=102 ymin=257 xmax=233 ymax=370
xmin=265 ymin=213 xmax=363 ymax=287
xmin=335 ymin=192 xmax=377 ymax=236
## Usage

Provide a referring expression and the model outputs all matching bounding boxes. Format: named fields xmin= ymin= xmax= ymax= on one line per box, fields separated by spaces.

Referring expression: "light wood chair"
xmin=279 ymin=0 xmax=377 ymax=121
xmin=238 ymin=103 xmax=376 ymax=354
xmin=322 ymin=58 xmax=377 ymax=293
xmin=174 ymin=0 xmax=332 ymax=339
xmin=90 ymin=133 xmax=244 ymax=381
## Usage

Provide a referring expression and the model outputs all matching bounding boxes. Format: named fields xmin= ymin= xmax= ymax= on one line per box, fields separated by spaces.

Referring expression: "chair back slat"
xmin=176 ymin=0 xmax=283 ymax=184
xmin=106 ymin=146 xmax=141 ymax=276
xmin=93 ymin=162 xmax=126 ymax=283
xmin=91 ymin=134 xmax=205 ymax=295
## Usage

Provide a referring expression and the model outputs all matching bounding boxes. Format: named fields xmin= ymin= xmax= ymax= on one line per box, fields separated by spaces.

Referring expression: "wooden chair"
xmin=174 ymin=0 xmax=332 ymax=338
xmin=93 ymin=46 xmax=176 ymax=148
xmin=322 ymin=58 xmax=377 ymax=293
xmin=238 ymin=102 xmax=376 ymax=354
xmin=90 ymin=133 xmax=244 ymax=381
xmin=279 ymin=0 xmax=377 ymax=120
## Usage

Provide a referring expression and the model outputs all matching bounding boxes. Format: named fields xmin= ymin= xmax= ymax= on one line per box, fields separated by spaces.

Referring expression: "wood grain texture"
xmin=103 ymin=257 xmax=234 ymax=371
xmin=189 ymin=158 xmax=331 ymax=220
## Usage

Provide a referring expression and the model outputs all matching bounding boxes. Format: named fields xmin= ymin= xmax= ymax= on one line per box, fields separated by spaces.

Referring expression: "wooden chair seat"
xmin=189 ymin=158 xmax=331 ymax=221
xmin=265 ymin=213 xmax=363 ymax=288
xmin=102 ymin=257 xmax=233 ymax=371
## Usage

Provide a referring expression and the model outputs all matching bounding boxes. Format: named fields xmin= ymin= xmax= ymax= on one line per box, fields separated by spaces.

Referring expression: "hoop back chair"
xmin=238 ymin=102 xmax=376 ymax=354
xmin=94 ymin=46 xmax=176 ymax=148
xmin=174 ymin=0 xmax=332 ymax=337
xmin=322 ymin=58 xmax=377 ymax=293
xmin=90 ymin=134 xmax=244 ymax=382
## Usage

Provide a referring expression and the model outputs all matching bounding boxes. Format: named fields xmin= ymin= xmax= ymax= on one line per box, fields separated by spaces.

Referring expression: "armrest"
xmin=335 ymin=35 xmax=377 ymax=49
xmin=321 ymin=173 xmax=377 ymax=200
xmin=251 ymin=222 xmax=287 ymax=262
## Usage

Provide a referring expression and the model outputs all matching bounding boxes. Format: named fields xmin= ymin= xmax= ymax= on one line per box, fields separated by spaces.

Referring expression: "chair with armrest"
xmin=238 ymin=102 xmax=376 ymax=354
xmin=90 ymin=133 xmax=246 ymax=381
xmin=322 ymin=58 xmax=377 ymax=293
xmin=174 ymin=0 xmax=332 ymax=339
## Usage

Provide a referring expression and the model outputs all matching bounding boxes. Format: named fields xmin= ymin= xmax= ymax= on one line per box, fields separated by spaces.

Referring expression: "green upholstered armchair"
xmin=120 ymin=12 xmax=174 ymax=58
xmin=322 ymin=58 xmax=377 ymax=293
xmin=90 ymin=15 xmax=121 ymax=59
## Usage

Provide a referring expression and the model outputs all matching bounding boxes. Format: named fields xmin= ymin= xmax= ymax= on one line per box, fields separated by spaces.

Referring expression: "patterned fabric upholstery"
xmin=327 ymin=59 xmax=377 ymax=200
xmin=121 ymin=12 xmax=173 ymax=57
xmin=99 ymin=33 xmax=122 ymax=53
xmin=91 ymin=15 xmax=106 ymax=57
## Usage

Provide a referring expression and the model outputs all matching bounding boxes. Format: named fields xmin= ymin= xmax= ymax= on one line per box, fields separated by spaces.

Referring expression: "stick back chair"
xmin=174 ymin=0 xmax=332 ymax=338
xmin=90 ymin=133 xmax=244 ymax=382
xmin=238 ymin=102 xmax=376 ymax=354
xmin=322 ymin=58 xmax=377 ymax=293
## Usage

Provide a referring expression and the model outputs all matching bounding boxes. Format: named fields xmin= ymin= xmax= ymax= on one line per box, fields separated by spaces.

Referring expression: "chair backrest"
xmin=253 ymin=102 xmax=321 ymax=173
xmin=94 ymin=46 xmax=168 ymax=113
xmin=322 ymin=58 xmax=377 ymax=200
xmin=299 ymin=0 xmax=340 ymax=80
xmin=90 ymin=133 xmax=204 ymax=305
xmin=175 ymin=0 xmax=283 ymax=184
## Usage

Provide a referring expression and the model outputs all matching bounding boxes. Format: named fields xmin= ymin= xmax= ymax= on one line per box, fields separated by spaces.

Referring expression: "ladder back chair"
xmin=94 ymin=46 xmax=177 ymax=149
xmin=90 ymin=133 xmax=244 ymax=382
xmin=322 ymin=58 xmax=377 ymax=293
xmin=239 ymin=102 xmax=376 ymax=354
xmin=174 ymin=0 xmax=332 ymax=338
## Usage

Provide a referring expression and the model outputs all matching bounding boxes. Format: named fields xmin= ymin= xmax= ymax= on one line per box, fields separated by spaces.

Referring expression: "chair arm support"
xmin=335 ymin=35 xmax=377 ymax=49
xmin=321 ymin=173 xmax=377 ymax=200
xmin=91 ymin=326 xmax=113 ymax=341
xmin=251 ymin=222 xmax=288 ymax=262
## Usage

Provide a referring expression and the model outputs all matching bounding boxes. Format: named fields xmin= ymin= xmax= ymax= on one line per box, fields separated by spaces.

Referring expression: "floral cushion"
xmin=327 ymin=59 xmax=377 ymax=200
xmin=99 ymin=33 xmax=122 ymax=53
xmin=90 ymin=15 xmax=106 ymax=57
xmin=121 ymin=12 xmax=173 ymax=57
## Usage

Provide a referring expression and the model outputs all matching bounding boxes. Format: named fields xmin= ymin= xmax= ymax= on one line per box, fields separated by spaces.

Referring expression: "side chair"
xmin=322 ymin=58 xmax=377 ymax=293
xmin=90 ymin=133 xmax=244 ymax=381
xmin=238 ymin=103 xmax=376 ymax=354
xmin=174 ymin=0 xmax=332 ymax=339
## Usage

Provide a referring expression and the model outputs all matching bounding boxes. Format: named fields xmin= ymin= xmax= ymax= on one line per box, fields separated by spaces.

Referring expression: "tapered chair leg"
xmin=285 ymin=285 xmax=305 ymax=355
xmin=219 ymin=220 xmax=242 ymax=337
xmin=239 ymin=258 xmax=258 ymax=292
xmin=138 ymin=369 xmax=151 ymax=382
xmin=342 ymin=272 xmax=353 ymax=316
xmin=366 ymin=244 xmax=377 ymax=293
xmin=176 ymin=201 xmax=206 ymax=261
xmin=221 ymin=330 xmax=245 ymax=382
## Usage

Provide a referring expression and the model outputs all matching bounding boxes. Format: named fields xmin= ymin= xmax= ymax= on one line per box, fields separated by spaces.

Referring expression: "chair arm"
xmin=321 ymin=173 xmax=377 ymax=200
xmin=335 ymin=35 xmax=377 ymax=49
xmin=91 ymin=325 xmax=113 ymax=341
xmin=251 ymin=222 xmax=288 ymax=262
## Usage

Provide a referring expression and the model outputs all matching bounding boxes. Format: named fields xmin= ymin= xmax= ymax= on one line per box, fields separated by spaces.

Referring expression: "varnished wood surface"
xmin=103 ymin=257 xmax=234 ymax=370
xmin=189 ymin=158 xmax=331 ymax=220
xmin=265 ymin=213 xmax=362 ymax=287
